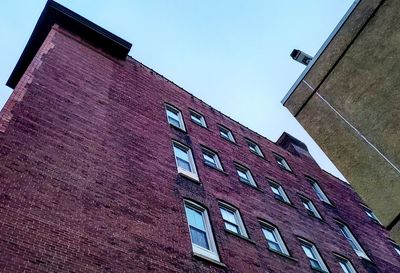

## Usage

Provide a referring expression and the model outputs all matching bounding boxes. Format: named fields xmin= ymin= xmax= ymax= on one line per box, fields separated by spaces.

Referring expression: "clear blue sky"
xmin=0 ymin=0 xmax=354 ymax=180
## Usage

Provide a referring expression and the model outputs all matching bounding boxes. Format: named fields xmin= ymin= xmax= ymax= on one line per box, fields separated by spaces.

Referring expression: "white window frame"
xmin=261 ymin=222 xmax=289 ymax=255
xmin=219 ymin=126 xmax=235 ymax=142
xmin=190 ymin=110 xmax=207 ymax=128
xmin=235 ymin=164 xmax=257 ymax=187
xmin=184 ymin=200 xmax=220 ymax=261
xmin=390 ymin=240 xmax=400 ymax=256
xmin=247 ymin=140 xmax=264 ymax=157
xmin=274 ymin=154 xmax=292 ymax=172
xmin=299 ymin=239 xmax=329 ymax=272
xmin=173 ymin=142 xmax=199 ymax=181
xmin=360 ymin=204 xmax=381 ymax=224
xmin=219 ymin=202 xmax=248 ymax=238
xmin=201 ymin=147 xmax=223 ymax=171
xmin=269 ymin=181 xmax=290 ymax=204
xmin=337 ymin=222 xmax=370 ymax=260
xmin=308 ymin=178 xmax=332 ymax=204
xmin=166 ymin=104 xmax=186 ymax=131
xmin=336 ymin=255 xmax=357 ymax=273
xmin=301 ymin=197 xmax=322 ymax=219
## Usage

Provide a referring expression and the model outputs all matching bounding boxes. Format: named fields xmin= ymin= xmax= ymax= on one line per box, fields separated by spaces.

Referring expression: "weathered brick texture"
xmin=0 ymin=24 xmax=399 ymax=273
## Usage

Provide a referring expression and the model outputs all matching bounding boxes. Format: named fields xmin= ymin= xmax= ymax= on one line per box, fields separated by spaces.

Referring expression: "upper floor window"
xmin=336 ymin=255 xmax=357 ymax=273
xmin=269 ymin=181 xmax=290 ymax=204
xmin=308 ymin=178 xmax=331 ymax=204
xmin=337 ymin=222 xmax=370 ymax=260
xmin=390 ymin=240 xmax=400 ymax=256
xmin=301 ymin=197 xmax=322 ymax=219
xmin=235 ymin=164 xmax=257 ymax=187
xmin=361 ymin=204 xmax=381 ymax=224
xmin=299 ymin=239 xmax=329 ymax=272
xmin=261 ymin=222 xmax=289 ymax=255
xmin=166 ymin=104 xmax=185 ymax=131
xmin=173 ymin=142 xmax=198 ymax=181
xmin=274 ymin=153 xmax=292 ymax=172
xmin=219 ymin=202 xmax=248 ymax=237
xmin=190 ymin=110 xmax=207 ymax=128
xmin=247 ymin=140 xmax=264 ymax=157
xmin=202 ymin=147 xmax=223 ymax=171
xmin=184 ymin=200 xmax=219 ymax=261
xmin=219 ymin=126 xmax=235 ymax=142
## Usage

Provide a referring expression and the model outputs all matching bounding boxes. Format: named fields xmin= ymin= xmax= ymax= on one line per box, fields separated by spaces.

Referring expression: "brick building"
xmin=0 ymin=1 xmax=399 ymax=272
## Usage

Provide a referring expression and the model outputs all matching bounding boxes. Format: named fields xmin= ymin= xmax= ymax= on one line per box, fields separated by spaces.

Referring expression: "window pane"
xmin=221 ymin=208 xmax=237 ymax=224
xmin=185 ymin=207 xmax=206 ymax=231
xmin=167 ymin=109 xmax=181 ymax=126
xmin=310 ymin=259 xmax=322 ymax=270
xmin=263 ymin=228 xmax=277 ymax=243
xmin=220 ymin=130 xmax=229 ymax=138
xmin=302 ymin=245 xmax=316 ymax=259
xmin=237 ymin=169 xmax=249 ymax=181
xmin=339 ymin=261 xmax=352 ymax=273
xmin=271 ymin=186 xmax=281 ymax=196
xmin=203 ymin=153 xmax=216 ymax=166
xmin=190 ymin=226 xmax=209 ymax=249
xmin=268 ymin=241 xmax=282 ymax=252
xmin=224 ymin=222 xmax=240 ymax=234
xmin=174 ymin=146 xmax=192 ymax=172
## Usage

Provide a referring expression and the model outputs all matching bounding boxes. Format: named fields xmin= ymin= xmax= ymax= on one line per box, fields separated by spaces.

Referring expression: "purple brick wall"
xmin=0 ymin=25 xmax=399 ymax=273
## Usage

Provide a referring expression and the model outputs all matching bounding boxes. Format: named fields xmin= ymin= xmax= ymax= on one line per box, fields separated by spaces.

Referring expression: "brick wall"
xmin=0 ymin=25 xmax=399 ymax=273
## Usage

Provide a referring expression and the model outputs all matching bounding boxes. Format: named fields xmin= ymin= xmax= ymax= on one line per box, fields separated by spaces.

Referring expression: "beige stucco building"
xmin=283 ymin=0 xmax=400 ymax=241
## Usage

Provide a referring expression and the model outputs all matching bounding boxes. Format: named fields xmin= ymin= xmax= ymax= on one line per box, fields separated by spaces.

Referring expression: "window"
xmin=235 ymin=164 xmax=257 ymax=187
xmin=301 ymin=197 xmax=322 ymax=219
xmin=274 ymin=154 xmax=292 ymax=171
xmin=337 ymin=222 xmax=370 ymax=260
xmin=336 ymin=255 xmax=357 ymax=273
xmin=202 ymin=148 xmax=223 ymax=171
xmin=269 ymin=182 xmax=290 ymax=204
xmin=219 ymin=203 xmax=247 ymax=237
xmin=173 ymin=142 xmax=198 ymax=181
xmin=219 ymin=126 xmax=235 ymax=142
xmin=390 ymin=240 xmax=400 ymax=256
xmin=247 ymin=140 xmax=264 ymax=157
xmin=308 ymin=178 xmax=331 ymax=204
xmin=300 ymin=239 xmax=329 ymax=272
xmin=261 ymin=223 xmax=289 ymax=255
xmin=166 ymin=105 xmax=185 ymax=131
xmin=361 ymin=205 xmax=381 ymax=224
xmin=184 ymin=200 xmax=219 ymax=261
xmin=190 ymin=111 xmax=207 ymax=127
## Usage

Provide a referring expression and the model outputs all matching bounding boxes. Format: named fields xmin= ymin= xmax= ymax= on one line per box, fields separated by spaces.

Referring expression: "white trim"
xmin=202 ymin=148 xmax=223 ymax=171
xmin=302 ymin=197 xmax=322 ymax=219
xmin=190 ymin=110 xmax=207 ymax=128
xmin=166 ymin=104 xmax=186 ymax=131
xmin=184 ymin=200 xmax=220 ymax=262
xmin=335 ymin=255 xmax=357 ymax=273
xmin=260 ymin=222 xmax=289 ymax=255
xmin=247 ymin=140 xmax=264 ymax=157
xmin=299 ymin=238 xmax=329 ymax=272
xmin=173 ymin=142 xmax=199 ymax=181
xmin=235 ymin=164 xmax=257 ymax=187
xmin=338 ymin=223 xmax=370 ymax=260
xmin=219 ymin=126 xmax=236 ymax=143
xmin=269 ymin=182 xmax=291 ymax=204
xmin=308 ymin=178 xmax=332 ymax=205
xmin=219 ymin=202 xmax=248 ymax=238
xmin=274 ymin=154 xmax=292 ymax=171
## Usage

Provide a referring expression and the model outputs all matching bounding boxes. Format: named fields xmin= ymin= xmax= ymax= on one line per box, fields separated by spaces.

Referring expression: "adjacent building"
xmin=283 ymin=0 xmax=400 ymax=242
xmin=1 ymin=1 xmax=399 ymax=272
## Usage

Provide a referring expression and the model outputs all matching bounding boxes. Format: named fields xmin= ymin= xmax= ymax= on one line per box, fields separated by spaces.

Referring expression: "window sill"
xmin=250 ymin=150 xmax=266 ymax=160
xmin=239 ymin=179 xmax=263 ymax=192
xmin=268 ymin=248 xmax=297 ymax=262
xmin=273 ymin=196 xmax=296 ymax=208
xmin=193 ymin=252 xmax=226 ymax=268
xmin=178 ymin=172 xmax=201 ymax=184
xmin=224 ymin=229 xmax=256 ymax=245
xmin=169 ymin=124 xmax=187 ymax=133
xmin=204 ymin=162 xmax=229 ymax=176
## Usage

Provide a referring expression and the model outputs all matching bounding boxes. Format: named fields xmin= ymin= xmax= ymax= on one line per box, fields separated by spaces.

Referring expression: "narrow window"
xmin=337 ymin=222 xmax=370 ymax=260
xmin=190 ymin=111 xmax=207 ymax=127
xmin=202 ymin=148 xmax=223 ymax=171
xmin=235 ymin=164 xmax=257 ymax=187
xmin=247 ymin=140 xmax=264 ymax=157
xmin=184 ymin=200 xmax=219 ymax=261
xmin=274 ymin=154 xmax=292 ymax=172
xmin=269 ymin=181 xmax=290 ymax=204
xmin=300 ymin=239 xmax=329 ymax=272
xmin=361 ymin=204 xmax=381 ymax=224
xmin=301 ymin=197 xmax=322 ymax=219
xmin=261 ymin=223 xmax=289 ymax=255
xmin=219 ymin=203 xmax=247 ymax=237
xmin=336 ymin=255 xmax=357 ymax=273
xmin=166 ymin=105 xmax=185 ymax=131
xmin=173 ymin=142 xmax=198 ymax=181
xmin=308 ymin=178 xmax=331 ymax=204
xmin=219 ymin=126 xmax=235 ymax=142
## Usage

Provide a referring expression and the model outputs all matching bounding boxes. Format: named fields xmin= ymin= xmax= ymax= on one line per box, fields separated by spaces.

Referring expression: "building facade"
xmin=1 ymin=1 xmax=399 ymax=272
xmin=282 ymin=0 xmax=400 ymax=241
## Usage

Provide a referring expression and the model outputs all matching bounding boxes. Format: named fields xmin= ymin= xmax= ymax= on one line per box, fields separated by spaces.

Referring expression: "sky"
xmin=0 ymin=0 xmax=355 ymax=180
